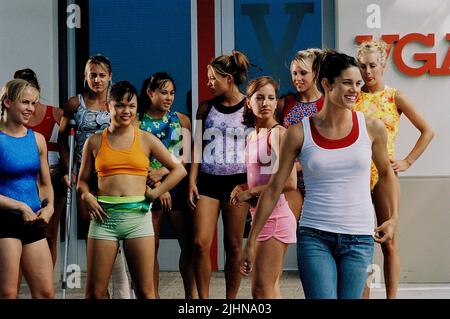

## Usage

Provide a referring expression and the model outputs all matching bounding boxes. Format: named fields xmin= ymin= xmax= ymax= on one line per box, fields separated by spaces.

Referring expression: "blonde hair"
xmin=291 ymin=48 xmax=324 ymax=72
xmin=356 ymin=40 xmax=388 ymax=66
xmin=1 ymin=79 xmax=39 ymax=127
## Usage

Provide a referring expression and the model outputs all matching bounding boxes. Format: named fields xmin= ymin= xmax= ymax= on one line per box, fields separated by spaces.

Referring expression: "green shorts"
xmin=88 ymin=196 xmax=154 ymax=241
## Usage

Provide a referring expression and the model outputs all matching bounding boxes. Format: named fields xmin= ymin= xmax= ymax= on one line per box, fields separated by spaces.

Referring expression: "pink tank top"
xmin=245 ymin=127 xmax=288 ymax=218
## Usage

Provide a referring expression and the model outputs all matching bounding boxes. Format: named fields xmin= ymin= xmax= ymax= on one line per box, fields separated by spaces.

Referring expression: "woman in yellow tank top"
xmin=77 ymin=81 xmax=186 ymax=299
xmin=354 ymin=40 xmax=435 ymax=299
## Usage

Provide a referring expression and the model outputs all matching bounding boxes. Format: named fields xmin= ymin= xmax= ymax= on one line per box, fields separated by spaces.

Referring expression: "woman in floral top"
xmin=276 ymin=48 xmax=324 ymax=221
xmin=354 ymin=40 xmax=434 ymax=299
xmin=138 ymin=72 xmax=195 ymax=299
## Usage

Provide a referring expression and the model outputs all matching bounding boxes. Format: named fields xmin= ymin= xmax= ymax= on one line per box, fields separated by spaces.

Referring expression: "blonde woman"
xmin=355 ymin=40 xmax=434 ymax=299
xmin=276 ymin=48 xmax=324 ymax=221
xmin=0 ymin=79 xmax=54 ymax=298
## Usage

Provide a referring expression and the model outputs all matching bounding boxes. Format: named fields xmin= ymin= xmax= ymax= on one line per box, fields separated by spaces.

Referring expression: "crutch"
xmin=62 ymin=119 xmax=76 ymax=299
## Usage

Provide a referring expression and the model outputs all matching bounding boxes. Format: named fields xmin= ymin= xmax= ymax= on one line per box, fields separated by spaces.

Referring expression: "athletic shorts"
xmin=250 ymin=198 xmax=297 ymax=244
xmin=152 ymin=176 xmax=188 ymax=211
xmin=88 ymin=196 xmax=154 ymax=241
xmin=197 ymin=171 xmax=247 ymax=201
xmin=0 ymin=210 xmax=46 ymax=245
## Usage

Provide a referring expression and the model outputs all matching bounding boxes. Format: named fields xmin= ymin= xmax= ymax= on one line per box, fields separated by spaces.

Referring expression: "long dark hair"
xmin=137 ymin=72 xmax=176 ymax=121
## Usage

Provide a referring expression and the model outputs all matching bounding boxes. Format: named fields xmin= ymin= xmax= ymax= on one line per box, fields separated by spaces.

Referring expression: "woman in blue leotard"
xmin=0 ymin=79 xmax=54 ymax=298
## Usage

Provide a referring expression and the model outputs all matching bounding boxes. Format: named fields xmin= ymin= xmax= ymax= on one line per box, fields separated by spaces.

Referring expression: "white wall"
xmin=336 ymin=0 xmax=450 ymax=177
xmin=0 ymin=0 xmax=59 ymax=107
xmin=336 ymin=0 xmax=450 ymax=282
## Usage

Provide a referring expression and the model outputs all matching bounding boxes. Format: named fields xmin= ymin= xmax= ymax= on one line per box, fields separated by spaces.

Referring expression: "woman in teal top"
xmin=138 ymin=72 xmax=195 ymax=298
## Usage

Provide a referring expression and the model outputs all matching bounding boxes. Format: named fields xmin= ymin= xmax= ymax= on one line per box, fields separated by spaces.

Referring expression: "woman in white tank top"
xmin=241 ymin=50 xmax=399 ymax=299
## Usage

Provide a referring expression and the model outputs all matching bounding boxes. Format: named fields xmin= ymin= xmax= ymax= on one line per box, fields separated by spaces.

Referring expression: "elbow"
xmin=179 ymin=164 xmax=188 ymax=178
xmin=76 ymin=184 xmax=82 ymax=195
xmin=428 ymin=128 xmax=435 ymax=141
xmin=420 ymin=126 xmax=435 ymax=141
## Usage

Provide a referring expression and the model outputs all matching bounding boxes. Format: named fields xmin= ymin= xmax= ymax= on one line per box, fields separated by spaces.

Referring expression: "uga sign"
xmin=355 ymin=33 xmax=450 ymax=76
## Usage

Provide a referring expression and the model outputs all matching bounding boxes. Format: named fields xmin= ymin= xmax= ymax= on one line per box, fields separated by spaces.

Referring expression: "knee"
xmin=381 ymin=241 xmax=397 ymax=255
xmin=85 ymin=288 xmax=108 ymax=299
xmin=135 ymin=287 xmax=156 ymax=299
xmin=252 ymin=284 xmax=271 ymax=299
xmin=193 ymin=240 xmax=210 ymax=257
xmin=34 ymin=288 xmax=54 ymax=299
xmin=0 ymin=288 xmax=18 ymax=299
xmin=223 ymin=241 xmax=242 ymax=258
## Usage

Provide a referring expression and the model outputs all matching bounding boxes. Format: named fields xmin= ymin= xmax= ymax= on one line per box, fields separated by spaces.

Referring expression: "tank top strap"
xmin=77 ymin=94 xmax=87 ymax=109
xmin=102 ymin=128 xmax=108 ymax=142
xmin=132 ymin=126 xmax=141 ymax=149
xmin=355 ymin=111 xmax=371 ymax=143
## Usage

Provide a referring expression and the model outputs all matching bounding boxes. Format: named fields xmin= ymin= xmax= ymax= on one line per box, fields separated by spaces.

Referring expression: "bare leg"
xmin=85 ymin=239 xmax=119 ymax=299
xmin=0 ymin=238 xmax=22 ymax=299
xmin=151 ymin=210 xmax=163 ymax=299
xmin=167 ymin=209 xmax=196 ymax=298
xmin=221 ymin=201 xmax=249 ymax=299
xmin=192 ymin=196 xmax=220 ymax=299
xmin=373 ymin=183 xmax=400 ymax=299
xmin=21 ymin=239 xmax=54 ymax=298
xmin=123 ymin=236 xmax=156 ymax=299
xmin=252 ymin=238 xmax=288 ymax=299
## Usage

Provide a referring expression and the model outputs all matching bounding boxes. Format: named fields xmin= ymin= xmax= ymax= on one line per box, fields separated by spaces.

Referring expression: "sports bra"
xmin=95 ymin=127 xmax=149 ymax=177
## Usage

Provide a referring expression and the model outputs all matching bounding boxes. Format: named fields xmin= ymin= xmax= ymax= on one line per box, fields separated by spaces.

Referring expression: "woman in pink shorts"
xmin=230 ymin=76 xmax=296 ymax=298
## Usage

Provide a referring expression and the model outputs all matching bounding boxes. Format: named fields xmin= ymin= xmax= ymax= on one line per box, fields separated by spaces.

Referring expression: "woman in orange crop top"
xmin=77 ymin=81 xmax=186 ymax=299
xmin=355 ymin=40 xmax=434 ymax=299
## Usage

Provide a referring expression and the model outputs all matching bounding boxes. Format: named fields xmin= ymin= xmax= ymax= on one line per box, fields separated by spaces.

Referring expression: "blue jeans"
xmin=297 ymin=226 xmax=374 ymax=299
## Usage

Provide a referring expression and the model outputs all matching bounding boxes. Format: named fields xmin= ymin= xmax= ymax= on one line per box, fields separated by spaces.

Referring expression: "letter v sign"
xmin=241 ymin=3 xmax=315 ymax=77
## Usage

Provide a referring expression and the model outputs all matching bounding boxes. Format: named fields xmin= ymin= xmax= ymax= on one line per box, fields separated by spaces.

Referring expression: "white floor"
xmin=370 ymin=284 xmax=450 ymax=299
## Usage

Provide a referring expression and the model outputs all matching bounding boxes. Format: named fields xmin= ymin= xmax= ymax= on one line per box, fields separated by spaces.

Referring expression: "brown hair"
xmin=243 ymin=76 xmax=279 ymax=127
xmin=209 ymin=50 xmax=250 ymax=85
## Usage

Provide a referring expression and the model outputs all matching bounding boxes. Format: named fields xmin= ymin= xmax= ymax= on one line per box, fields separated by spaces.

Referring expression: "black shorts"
xmin=50 ymin=163 xmax=67 ymax=197
xmin=152 ymin=176 xmax=189 ymax=211
xmin=0 ymin=211 xmax=46 ymax=245
xmin=197 ymin=171 xmax=247 ymax=202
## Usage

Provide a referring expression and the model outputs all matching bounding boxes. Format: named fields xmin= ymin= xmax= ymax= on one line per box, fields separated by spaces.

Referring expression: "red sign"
xmin=355 ymin=33 xmax=450 ymax=76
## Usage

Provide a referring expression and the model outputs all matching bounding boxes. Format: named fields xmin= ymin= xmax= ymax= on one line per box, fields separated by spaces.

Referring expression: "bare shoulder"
xmin=176 ymin=112 xmax=191 ymax=129
xmin=364 ymin=114 xmax=386 ymax=139
xmin=140 ymin=129 xmax=154 ymax=140
xmin=33 ymin=131 xmax=46 ymax=147
xmin=86 ymin=132 xmax=102 ymax=150
xmin=393 ymin=89 xmax=412 ymax=111
xmin=286 ymin=122 xmax=304 ymax=144
xmin=275 ymin=124 xmax=287 ymax=137
xmin=139 ymin=129 xmax=157 ymax=146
